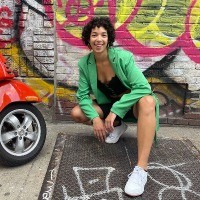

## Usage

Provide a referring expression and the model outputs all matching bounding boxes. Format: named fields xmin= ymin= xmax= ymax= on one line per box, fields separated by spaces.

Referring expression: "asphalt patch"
xmin=39 ymin=133 xmax=200 ymax=200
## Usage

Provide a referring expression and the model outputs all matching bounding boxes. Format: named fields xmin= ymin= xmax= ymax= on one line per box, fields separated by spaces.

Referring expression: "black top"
xmin=97 ymin=75 xmax=130 ymax=102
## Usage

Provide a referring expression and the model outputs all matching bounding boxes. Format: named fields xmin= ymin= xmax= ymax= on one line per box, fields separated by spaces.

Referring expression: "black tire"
xmin=0 ymin=103 xmax=46 ymax=166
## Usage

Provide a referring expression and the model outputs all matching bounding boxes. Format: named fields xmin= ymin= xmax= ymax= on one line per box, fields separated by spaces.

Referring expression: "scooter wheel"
xmin=0 ymin=103 xmax=46 ymax=166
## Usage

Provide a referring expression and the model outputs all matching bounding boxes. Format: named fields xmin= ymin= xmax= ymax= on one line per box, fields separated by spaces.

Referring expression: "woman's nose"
xmin=96 ymin=35 xmax=102 ymax=41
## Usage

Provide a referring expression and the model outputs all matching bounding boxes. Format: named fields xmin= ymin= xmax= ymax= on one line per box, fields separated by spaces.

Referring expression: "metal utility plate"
xmin=39 ymin=133 xmax=200 ymax=200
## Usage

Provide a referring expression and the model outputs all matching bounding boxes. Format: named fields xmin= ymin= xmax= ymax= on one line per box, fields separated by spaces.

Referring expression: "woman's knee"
xmin=71 ymin=106 xmax=87 ymax=123
xmin=138 ymin=96 xmax=156 ymax=114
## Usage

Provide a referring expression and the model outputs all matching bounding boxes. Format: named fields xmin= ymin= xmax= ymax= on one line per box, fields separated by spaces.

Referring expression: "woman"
xmin=71 ymin=16 xmax=159 ymax=197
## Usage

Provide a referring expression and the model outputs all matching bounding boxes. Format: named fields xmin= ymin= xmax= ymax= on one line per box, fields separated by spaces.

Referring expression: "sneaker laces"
xmin=127 ymin=168 xmax=146 ymax=185
xmin=107 ymin=126 xmax=120 ymax=139
xmin=107 ymin=132 xmax=115 ymax=139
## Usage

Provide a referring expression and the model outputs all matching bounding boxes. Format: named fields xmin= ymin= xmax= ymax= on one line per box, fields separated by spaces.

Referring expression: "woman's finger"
xmin=105 ymin=121 xmax=112 ymax=131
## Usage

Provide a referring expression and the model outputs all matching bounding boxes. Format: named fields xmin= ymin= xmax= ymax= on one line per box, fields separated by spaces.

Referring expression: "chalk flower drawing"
xmin=148 ymin=162 xmax=200 ymax=200
xmin=62 ymin=163 xmax=200 ymax=200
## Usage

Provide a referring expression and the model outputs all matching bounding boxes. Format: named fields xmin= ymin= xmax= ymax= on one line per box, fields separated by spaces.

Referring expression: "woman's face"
xmin=89 ymin=26 xmax=108 ymax=54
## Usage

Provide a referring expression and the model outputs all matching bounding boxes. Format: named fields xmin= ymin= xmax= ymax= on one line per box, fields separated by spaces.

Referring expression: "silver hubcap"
xmin=0 ymin=109 xmax=41 ymax=156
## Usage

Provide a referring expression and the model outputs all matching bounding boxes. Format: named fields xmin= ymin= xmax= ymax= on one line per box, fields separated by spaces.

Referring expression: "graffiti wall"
xmin=0 ymin=0 xmax=200 ymax=125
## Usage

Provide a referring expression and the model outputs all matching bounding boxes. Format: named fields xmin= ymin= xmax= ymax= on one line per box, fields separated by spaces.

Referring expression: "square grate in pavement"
xmin=39 ymin=133 xmax=200 ymax=200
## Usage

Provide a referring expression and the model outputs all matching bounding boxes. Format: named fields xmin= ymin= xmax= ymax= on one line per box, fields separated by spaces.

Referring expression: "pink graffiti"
xmin=45 ymin=0 xmax=200 ymax=63
xmin=0 ymin=6 xmax=13 ymax=48
xmin=64 ymin=0 xmax=104 ymax=26
xmin=181 ymin=0 xmax=199 ymax=63
xmin=50 ymin=0 xmax=116 ymax=46
xmin=15 ymin=0 xmax=22 ymax=5
xmin=116 ymin=0 xmax=200 ymax=62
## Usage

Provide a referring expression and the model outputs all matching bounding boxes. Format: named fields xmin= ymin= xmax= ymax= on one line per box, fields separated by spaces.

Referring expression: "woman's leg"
xmin=70 ymin=102 xmax=104 ymax=125
xmin=133 ymin=95 xmax=156 ymax=170
xmin=71 ymin=102 xmax=121 ymax=126
xmin=124 ymin=95 xmax=156 ymax=196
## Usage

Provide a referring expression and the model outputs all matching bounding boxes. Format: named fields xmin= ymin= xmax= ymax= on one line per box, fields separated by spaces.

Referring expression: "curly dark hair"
xmin=82 ymin=17 xmax=115 ymax=47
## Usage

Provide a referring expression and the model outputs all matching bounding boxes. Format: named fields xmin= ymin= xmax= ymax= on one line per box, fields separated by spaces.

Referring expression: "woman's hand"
xmin=105 ymin=112 xmax=117 ymax=132
xmin=92 ymin=117 xmax=107 ymax=142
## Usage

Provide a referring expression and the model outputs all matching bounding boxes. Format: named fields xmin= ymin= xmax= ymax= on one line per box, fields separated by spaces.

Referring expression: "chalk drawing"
xmin=62 ymin=167 xmax=123 ymax=200
xmin=61 ymin=163 xmax=200 ymax=200
xmin=42 ymin=168 xmax=56 ymax=200
xmin=148 ymin=162 xmax=200 ymax=200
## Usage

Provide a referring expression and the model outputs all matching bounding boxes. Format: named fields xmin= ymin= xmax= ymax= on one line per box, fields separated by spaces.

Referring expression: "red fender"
xmin=0 ymin=80 xmax=41 ymax=112
xmin=0 ymin=54 xmax=15 ymax=80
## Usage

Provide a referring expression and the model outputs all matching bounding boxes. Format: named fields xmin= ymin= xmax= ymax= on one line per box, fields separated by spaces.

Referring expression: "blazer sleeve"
xmin=76 ymin=61 xmax=99 ymax=120
xmin=110 ymin=54 xmax=152 ymax=118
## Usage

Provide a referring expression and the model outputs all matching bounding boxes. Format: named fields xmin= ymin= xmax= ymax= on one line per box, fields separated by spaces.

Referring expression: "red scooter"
xmin=0 ymin=53 xmax=46 ymax=166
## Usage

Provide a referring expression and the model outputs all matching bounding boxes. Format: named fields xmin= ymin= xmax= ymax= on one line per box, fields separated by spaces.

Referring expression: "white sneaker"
xmin=105 ymin=121 xmax=127 ymax=143
xmin=124 ymin=166 xmax=147 ymax=196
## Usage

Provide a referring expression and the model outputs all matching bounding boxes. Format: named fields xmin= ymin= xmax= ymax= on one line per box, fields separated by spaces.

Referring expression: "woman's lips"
xmin=95 ymin=43 xmax=103 ymax=47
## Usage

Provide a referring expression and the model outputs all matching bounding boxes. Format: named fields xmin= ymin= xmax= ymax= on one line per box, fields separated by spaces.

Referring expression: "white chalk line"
xmin=148 ymin=162 xmax=200 ymax=200
xmin=61 ymin=162 xmax=200 ymax=200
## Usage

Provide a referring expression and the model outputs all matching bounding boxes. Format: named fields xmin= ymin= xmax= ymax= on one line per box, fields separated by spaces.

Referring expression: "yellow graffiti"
xmin=54 ymin=0 xmax=198 ymax=48
xmin=115 ymin=0 xmax=137 ymax=28
xmin=0 ymin=44 xmax=76 ymax=105
xmin=127 ymin=0 xmax=191 ymax=47
xmin=149 ymin=78 xmax=191 ymax=105
xmin=1 ymin=0 xmax=199 ymax=115
xmin=190 ymin=0 xmax=200 ymax=48
xmin=55 ymin=0 xmax=111 ymax=38
xmin=56 ymin=8 xmax=66 ymax=24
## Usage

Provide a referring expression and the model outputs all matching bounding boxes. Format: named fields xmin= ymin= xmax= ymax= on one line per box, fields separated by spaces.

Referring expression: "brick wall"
xmin=0 ymin=0 xmax=199 ymax=126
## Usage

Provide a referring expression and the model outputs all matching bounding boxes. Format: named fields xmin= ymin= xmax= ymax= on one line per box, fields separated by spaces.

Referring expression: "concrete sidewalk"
xmin=0 ymin=122 xmax=199 ymax=200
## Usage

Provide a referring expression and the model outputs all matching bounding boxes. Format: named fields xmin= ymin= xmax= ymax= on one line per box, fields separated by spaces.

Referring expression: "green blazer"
xmin=76 ymin=47 xmax=159 ymax=132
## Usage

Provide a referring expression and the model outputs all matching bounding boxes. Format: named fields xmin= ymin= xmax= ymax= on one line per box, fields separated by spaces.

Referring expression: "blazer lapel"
xmin=108 ymin=48 xmax=120 ymax=77
xmin=87 ymin=48 xmax=123 ymax=102
xmin=87 ymin=52 xmax=98 ymax=98
xmin=109 ymin=48 xmax=128 ymax=88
